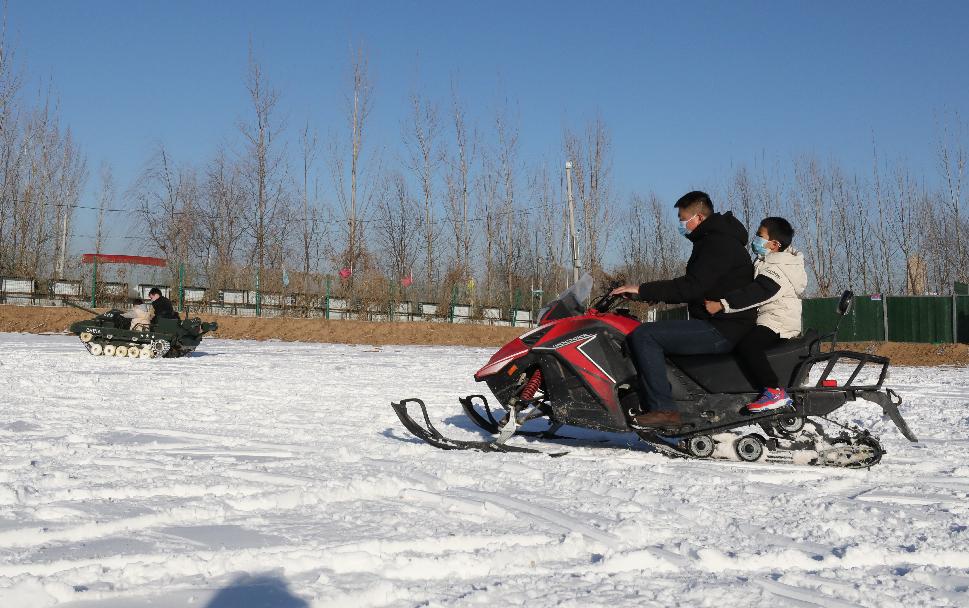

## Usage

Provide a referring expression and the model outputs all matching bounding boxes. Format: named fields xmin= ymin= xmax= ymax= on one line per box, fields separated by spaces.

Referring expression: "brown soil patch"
xmin=3 ymin=305 xmax=967 ymax=364
xmin=0 ymin=304 xmax=91 ymax=333
xmin=834 ymin=341 xmax=969 ymax=367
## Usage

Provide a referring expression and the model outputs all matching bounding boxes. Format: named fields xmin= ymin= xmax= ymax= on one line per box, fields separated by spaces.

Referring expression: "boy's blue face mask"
xmin=751 ymin=236 xmax=771 ymax=256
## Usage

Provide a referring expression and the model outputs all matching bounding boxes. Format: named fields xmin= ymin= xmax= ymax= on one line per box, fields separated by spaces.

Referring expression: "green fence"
xmin=802 ymin=296 xmax=886 ymax=341
xmin=959 ymin=296 xmax=969 ymax=344
xmin=665 ymin=294 xmax=969 ymax=344
xmin=802 ymin=295 xmax=969 ymax=344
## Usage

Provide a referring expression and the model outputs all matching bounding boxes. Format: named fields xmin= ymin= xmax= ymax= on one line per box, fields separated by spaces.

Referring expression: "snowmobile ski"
xmin=391 ymin=398 xmax=567 ymax=456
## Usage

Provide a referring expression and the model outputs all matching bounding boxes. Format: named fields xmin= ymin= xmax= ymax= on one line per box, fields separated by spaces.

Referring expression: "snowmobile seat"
xmin=667 ymin=329 xmax=819 ymax=394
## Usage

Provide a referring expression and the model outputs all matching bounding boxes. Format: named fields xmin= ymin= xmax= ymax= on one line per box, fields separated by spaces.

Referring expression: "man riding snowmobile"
xmin=611 ymin=190 xmax=755 ymax=429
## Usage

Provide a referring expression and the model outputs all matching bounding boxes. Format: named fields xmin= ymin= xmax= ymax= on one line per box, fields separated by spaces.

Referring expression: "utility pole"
xmin=565 ymin=160 xmax=582 ymax=285
xmin=56 ymin=210 xmax=68 ymax=278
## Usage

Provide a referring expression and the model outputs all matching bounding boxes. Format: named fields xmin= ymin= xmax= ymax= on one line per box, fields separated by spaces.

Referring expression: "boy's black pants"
xmin=735 ymin=325 xmax=783 ymax=389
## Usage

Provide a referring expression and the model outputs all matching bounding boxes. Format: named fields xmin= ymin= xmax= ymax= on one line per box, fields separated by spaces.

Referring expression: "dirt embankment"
xmin=0 ymin=305 xmax=526 ymax=347
xmin=833 ymin=341 xmax=969 ymax=368
xmin=2 ymin=305 xmax=967 ymax=365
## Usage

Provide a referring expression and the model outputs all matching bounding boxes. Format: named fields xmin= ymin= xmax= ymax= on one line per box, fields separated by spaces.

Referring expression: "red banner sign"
xmin=81 ymin=254 xmax=167 ymax=267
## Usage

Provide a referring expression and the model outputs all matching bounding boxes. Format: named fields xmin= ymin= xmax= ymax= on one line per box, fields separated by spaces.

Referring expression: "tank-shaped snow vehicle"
xmin=66 ymin=301 xmax=218 ymax=359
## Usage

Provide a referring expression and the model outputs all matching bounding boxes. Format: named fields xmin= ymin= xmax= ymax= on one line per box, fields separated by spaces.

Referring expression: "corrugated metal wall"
xmin=800 ymin=295 xmax=968 ymax=343
xmin=802 ymin=296 xmax=886 ymax=341
xmin=886 ymin=297 xmax=953 ymax=343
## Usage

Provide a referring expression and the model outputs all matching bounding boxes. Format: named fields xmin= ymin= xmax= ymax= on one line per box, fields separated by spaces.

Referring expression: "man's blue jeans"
xmin=626 ymin=320 xmax=732 ymax=412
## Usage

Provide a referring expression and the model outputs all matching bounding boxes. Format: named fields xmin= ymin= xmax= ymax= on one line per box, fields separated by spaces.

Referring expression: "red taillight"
xmin=822 ymin=379 xmax=838 ymax=387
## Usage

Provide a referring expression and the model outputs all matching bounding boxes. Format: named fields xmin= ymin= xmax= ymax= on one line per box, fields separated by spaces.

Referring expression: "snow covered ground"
xmin=0 ymin=332 xmax=967 ymax=607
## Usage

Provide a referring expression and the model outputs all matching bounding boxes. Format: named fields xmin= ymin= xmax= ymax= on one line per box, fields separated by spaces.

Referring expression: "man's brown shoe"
xmin=632 ymin=410 xmax=682 ymax=428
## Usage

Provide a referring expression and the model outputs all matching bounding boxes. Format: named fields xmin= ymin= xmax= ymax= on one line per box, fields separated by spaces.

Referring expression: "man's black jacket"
xmin=150 ymin=295 xmax=179 ymax=321
xmin=638 ymin=211 xmax=756 ymax=343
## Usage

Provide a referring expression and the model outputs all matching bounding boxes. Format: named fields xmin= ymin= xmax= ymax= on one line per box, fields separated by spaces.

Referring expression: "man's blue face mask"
xmin=678 ymin=214 xmax=698 ymax=236
xmin=751 ymin=235 xmax=771 ymax=256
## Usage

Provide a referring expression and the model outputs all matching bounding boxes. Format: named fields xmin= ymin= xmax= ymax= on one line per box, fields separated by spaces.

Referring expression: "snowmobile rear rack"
xmin=794 ymin=350 xmax=890 ymax=392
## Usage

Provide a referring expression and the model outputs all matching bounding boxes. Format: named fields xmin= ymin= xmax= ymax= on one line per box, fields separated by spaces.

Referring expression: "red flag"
xmin=338 ymin=267 xmax=352 ymax=279
xmin=401 ymin=271 xmax=413 ymax=287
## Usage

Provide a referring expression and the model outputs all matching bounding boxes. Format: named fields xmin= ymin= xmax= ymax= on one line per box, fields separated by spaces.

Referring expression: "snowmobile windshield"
xmin=537 ymin=273 xmax=593 ymax=323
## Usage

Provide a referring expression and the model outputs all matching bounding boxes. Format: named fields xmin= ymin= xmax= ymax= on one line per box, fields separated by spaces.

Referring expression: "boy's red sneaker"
xmin=747 ymin=388 xmax=793 ymax=412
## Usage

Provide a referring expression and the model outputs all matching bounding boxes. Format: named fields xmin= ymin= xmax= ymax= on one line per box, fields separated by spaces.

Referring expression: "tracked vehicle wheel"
xmin=775 ymin=415 xmax=805 ymax=435
xmin=89 ymin=343 xmax=103 ymax=356
xmin=127 ymin=347 xmax=140 ymax=358
xmin=103 ymin=344 xmax=116 ymax=357
xmin=79 ymin=332 xmax=93 ymax=343
xmin=139 ymin=346 xmax=152 ymax=359
xmin=115 ymin=345 xmax=128 ymax=357
xmin=686 ymin=435 xmax=715 ymax=458
xmin=734 ymin=435 xmax=764 ymax=462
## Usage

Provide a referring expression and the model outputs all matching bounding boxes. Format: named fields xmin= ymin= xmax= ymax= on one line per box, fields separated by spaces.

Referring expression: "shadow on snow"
xmin=204 ymin=574 xmax=309 ymax=608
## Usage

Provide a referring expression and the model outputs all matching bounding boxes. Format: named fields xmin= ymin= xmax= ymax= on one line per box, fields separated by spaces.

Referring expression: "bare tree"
xmin=729 ymin=164 xmax=754 ymax=231
xmin=477 ymin=148 xmax=501 ymax=303
xmin=329 ymin=44 xmax=375 ymax=285
xmin=0 ymin=79 xmax=86 ymax=279
xmin=563 ymin=117 xmax=614 ymax=276
xmin=298 ymin=121 xmax=321 ymax=294
xmin=888 ymin=164 xmax=925 ymax=294
xmin=376 ymin=171 xmax=421 ymax=283
xmin=0 ymin=11 xmax=23 ymax=268
xmin=869 ymin=146 xmax=898 ymax=294
xmin=402 ymin=92 xmax=441 ymax=289
xmin=129 ymin=146 xmax=197 ymax=285
xmin=94 ymin=162 xmax=114 ymax=255
xmin=528 ymin=160 xmax=565 ymax=297
xmin=938 ymin=114 xmax=967 ymax=283
xmin=792 ymin=156 xmax=836 ymax=296
xmin=239 ymin=44 xmax=286 ymax=291
xmin=443 ymin=88 xmax=476 ymax=283
xmin=196 ymin=148 xmax=248 ymax=290
xmin=493 ymin=104 xmax=524 ymax=306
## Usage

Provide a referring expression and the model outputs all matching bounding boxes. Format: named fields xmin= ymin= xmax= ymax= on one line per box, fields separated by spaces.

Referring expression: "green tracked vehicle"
xmin=66 ymin=301 xmax=218 ymax=359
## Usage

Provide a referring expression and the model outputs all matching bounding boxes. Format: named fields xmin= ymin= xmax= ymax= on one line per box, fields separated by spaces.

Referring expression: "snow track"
xmin=0 ymin=333 xmax=967 ymax=606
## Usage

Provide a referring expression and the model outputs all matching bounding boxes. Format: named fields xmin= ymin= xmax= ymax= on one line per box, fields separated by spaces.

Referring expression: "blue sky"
xmin=9 ymin=1 xmax=969 ymax=254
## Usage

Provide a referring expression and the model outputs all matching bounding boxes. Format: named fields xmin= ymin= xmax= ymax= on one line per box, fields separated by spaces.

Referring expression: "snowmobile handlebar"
xmin=590 ymin=280 xmax=627 ymax=313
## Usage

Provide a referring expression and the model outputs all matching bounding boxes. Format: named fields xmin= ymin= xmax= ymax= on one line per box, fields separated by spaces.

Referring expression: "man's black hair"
xmin=760 ymin=216 xmax=795 ymax=251
xmin=148 ymin=287 xmax=162 ymax=296
xmin=674 ymin=191 xmax=715 ymax=216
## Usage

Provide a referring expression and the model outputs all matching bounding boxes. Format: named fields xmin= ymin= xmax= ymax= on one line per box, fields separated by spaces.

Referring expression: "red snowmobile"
xmin=392 ymin=275 xmax=917 ymax=467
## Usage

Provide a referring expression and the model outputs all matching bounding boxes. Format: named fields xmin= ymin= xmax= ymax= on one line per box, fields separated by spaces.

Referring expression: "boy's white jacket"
xmin=720 ymin=248 xmax=807 ymax=338
xmin=123 ymin=303 xmax=153 ymax=326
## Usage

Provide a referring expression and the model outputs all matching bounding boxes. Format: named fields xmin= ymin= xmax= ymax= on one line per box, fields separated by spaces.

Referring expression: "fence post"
xmin=178 ymin=263 xmax=185 ymax=312
xmin=511 ymin=289 xmax=522 ymax=327
xmin=254 ymin=270 xmax=261 ymax=317
xmin=954 ymin=294 xmax=958 ymax=344
xmin=389 ymin=284 xmax=395 ymax=321
xmin=449 ymin=286 xmax=457 ymax=323
xmin=90 ymin=259 xmax=97 ymax=308
xmin=325 ymin=276 xmax=331 ymax=320
xmin=882 ymin=296 xmax=889 ymax=342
